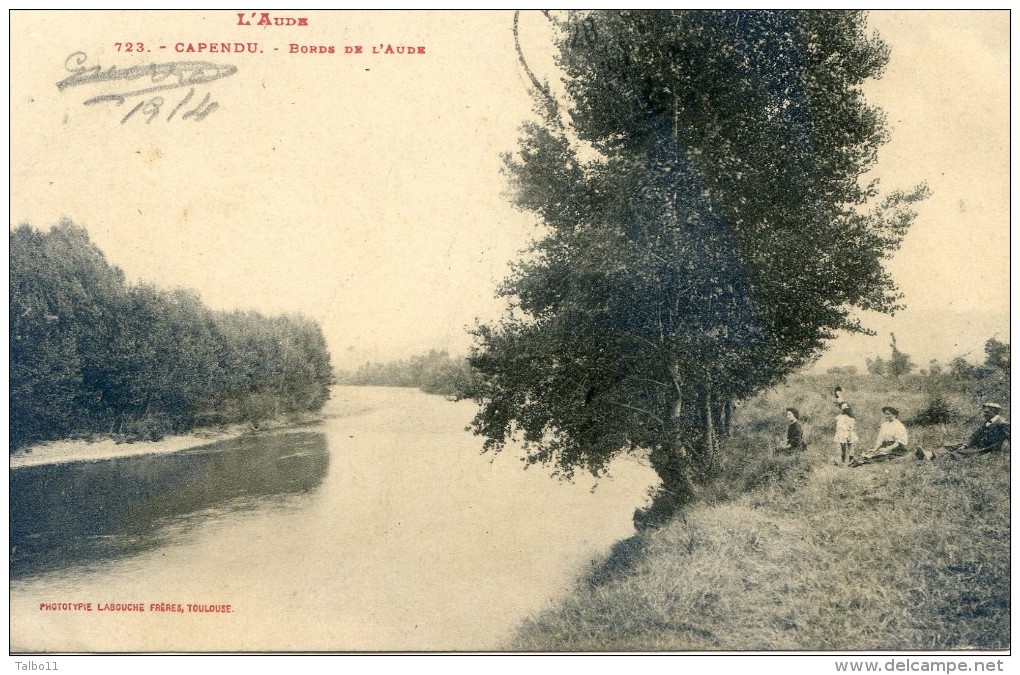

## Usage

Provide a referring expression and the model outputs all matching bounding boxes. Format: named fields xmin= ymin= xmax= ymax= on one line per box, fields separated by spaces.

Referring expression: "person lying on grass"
xmin=851 ymin=405 xmax=909 ymax=466
xmin=915 ymin=402 xmax=1011 ymax=460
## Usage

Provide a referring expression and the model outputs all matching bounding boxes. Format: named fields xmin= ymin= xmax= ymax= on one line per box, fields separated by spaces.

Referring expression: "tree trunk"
xmin=703 ymin=387 xmax=716 ymax=476
xmin=651 ymin=385 xmax=718 ymax=502
xmin=642 ymin=365 xmax=725 ymax=525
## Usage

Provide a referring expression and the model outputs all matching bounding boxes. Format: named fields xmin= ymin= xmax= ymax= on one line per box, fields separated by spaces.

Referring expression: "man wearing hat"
xmin=853 ymin=405 xmax=909 ymax=465
xmin=916 ymin=402 xmax=1010 ymax=459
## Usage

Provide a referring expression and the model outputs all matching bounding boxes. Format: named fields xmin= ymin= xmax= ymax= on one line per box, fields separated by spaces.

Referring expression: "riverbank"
xmin=508 ymin=378 xmax=1010 ymax=651
xmin=9 ymin=384 xmax=391 ymax=469
xmin=9 ymin=414 xmax=323 ymax=469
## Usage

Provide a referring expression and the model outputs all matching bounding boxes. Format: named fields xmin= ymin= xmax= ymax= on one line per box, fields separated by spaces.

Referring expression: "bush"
xmin=913 ymin=393 xmax=958 ymax=426
xmin=240 ymin=393 xmax=278 ymax=429
xmin=118 ymin=416 xmax=172 ymax=443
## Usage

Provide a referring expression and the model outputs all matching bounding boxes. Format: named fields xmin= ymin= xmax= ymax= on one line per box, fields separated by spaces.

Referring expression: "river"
xmin=10 ymin=386 xmax=657 ymax=652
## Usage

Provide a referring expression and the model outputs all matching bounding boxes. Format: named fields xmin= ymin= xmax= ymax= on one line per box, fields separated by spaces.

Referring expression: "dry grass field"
xmin=510 ymin=376 xmax=1010 ymax=651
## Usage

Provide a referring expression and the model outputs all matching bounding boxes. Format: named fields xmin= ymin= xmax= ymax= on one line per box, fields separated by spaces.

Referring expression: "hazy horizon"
xmin=327 ymin=306 xmax=1009 ymax=373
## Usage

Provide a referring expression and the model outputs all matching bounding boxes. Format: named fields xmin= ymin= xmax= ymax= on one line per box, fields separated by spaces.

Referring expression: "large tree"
xmin=469 ymin=10 xmax=926 ymax=506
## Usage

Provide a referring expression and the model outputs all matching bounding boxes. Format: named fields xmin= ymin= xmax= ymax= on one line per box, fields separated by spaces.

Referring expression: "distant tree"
xmin=885 ymin=333 xmax=915 ymax=381
xmin=339 ymin=350 xmax=480 ymax=398
xmin=967 ymin=337 xmax=1011 ymax=406
xmin=826 ymin=365 xmax=858 ymax=376
xmin=866 ymin=356 xmax=887 ymax=378
xmin=984 ymin=338 xmax=1009 ymax=378
xmin=950 ymin=356 xmax=975 ymax=382
xmin=470 ymin=11 xmax=926 ymax=508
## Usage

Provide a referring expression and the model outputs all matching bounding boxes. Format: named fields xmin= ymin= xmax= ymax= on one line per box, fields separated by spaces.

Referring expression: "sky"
xmin=9 ymin=10 xmax=1010 ymax=371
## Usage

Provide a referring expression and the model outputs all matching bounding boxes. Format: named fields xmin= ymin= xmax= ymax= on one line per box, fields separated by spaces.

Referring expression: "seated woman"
xmin=777 ymin=407 xmax=807 ymax=453
xmin=852 ymin=406 xmax=910 ymax=466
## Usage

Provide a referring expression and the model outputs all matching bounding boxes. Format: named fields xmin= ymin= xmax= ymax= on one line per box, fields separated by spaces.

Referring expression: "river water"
xmin=10 ymin=386 xmax=656 ymax=652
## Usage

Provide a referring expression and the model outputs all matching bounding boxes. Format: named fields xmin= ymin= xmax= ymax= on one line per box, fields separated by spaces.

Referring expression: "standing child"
xmin=834 ymin=404 xmax=858 ymax=465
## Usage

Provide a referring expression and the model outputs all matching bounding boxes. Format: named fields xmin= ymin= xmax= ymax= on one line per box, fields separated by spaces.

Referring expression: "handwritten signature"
xmin=56 ymin=51 xmax=237 ymax=106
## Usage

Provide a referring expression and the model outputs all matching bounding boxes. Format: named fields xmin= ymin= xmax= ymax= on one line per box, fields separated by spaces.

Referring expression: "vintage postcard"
xmin=8 ymin=9 xmax=1009 ymax=664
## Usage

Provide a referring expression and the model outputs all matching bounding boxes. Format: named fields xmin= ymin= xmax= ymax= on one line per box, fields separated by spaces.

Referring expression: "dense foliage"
xmin=471 ymin=10 xmax=927 ymax=504
xmin=912 ymin=338 xmax=1010 ymax=425
xmin=10 ymin=221 xmax=333 ymax=450
xmin=337 ymin=349 xmax=480 ymax=399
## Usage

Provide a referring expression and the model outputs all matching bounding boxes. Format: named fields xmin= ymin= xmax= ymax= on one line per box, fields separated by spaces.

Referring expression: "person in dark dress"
xmin=778 ymin=407 xmax=807 ymax=453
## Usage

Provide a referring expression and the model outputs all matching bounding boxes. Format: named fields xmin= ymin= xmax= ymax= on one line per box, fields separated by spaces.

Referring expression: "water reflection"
xmin=10 ymin=431 xmax=329 ymax=579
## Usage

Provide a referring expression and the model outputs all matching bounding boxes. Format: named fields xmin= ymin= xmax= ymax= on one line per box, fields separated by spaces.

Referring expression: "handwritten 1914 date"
xmin=120 ymin=88 xmax=219 ymax=124
xmin=56 ymin=51 xmax=237 ymax=124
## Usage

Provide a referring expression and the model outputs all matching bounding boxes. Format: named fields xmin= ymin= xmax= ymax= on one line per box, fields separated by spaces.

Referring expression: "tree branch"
xmin=607 ymin=399 xmax=666 ymax=426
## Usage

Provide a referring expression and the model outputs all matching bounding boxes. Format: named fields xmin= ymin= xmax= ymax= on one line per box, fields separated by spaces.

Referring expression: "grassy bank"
xmin=511 ymin=378 xmax=1010 ymax=651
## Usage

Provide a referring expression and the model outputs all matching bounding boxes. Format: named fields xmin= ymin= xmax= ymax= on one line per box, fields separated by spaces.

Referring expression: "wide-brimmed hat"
xmin=881 ymin=405 xmax=899 ymax=415
xmin=983 ymin=402 xmax=1002 ymax=411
